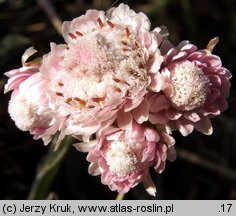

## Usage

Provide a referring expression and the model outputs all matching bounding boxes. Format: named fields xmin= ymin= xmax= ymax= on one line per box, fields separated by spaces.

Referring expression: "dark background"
xmin=0 ymin=0 xmax=236 ymax=199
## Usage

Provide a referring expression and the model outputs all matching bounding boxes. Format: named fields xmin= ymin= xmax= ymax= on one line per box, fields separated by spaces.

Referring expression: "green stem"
xmin=27 ymin=136 xmax=73 ymax=199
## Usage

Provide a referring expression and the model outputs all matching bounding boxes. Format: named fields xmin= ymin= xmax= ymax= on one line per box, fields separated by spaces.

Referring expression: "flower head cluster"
xmin=4 ymin=4 xmax=231 ymax=195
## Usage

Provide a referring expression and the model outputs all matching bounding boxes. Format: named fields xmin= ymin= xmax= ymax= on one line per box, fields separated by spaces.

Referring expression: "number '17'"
xmin=221 ymin=204 xmax=232 ymax=212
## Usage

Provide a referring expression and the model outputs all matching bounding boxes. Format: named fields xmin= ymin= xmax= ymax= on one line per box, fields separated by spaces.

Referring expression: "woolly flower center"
xmin=53 ymin=19 xmax=147 ymax=110
xmin=168 ymin=60 xmax=210 ymax=111
xmin=9 ymin=96 xmax=49 ymax=131
xmin=106 ymin=140 xmax=141 ymax=177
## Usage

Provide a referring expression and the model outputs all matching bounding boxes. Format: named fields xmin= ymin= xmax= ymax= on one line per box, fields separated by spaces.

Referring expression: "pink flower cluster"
xmin=4 ymin=4 xmax=231 ymax=195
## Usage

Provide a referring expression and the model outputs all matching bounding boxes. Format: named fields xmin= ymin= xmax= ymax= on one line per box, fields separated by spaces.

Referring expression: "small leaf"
xmin=27 ymin=136 xmax=73 ymax=199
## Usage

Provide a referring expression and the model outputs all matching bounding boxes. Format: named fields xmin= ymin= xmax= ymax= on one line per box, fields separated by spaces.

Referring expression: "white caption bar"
xmin=0 ymin=200 xmax=235 ymax=216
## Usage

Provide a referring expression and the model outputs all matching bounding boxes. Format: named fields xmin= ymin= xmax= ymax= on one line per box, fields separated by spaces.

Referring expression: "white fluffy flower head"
xmin=168 ymin=60 xmax=210 ymax=111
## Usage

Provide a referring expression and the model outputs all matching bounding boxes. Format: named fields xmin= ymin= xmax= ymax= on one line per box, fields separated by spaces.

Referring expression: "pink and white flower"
xmin=74 ymin=122 xmax=176 ymax=196
xmin=149 ymin=41 xmax=232 ymax=136
xmin=39 ymin=3 xmax=166 ymax=141
xmin=4 ymin=48 xmax=58 ymax=145
xmin=4 ymin=3 xmax=232 ymax=197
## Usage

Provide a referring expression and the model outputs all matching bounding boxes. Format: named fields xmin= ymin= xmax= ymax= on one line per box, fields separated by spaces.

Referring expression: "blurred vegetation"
xmin=0 ymin=0 xmax=236 ymax=199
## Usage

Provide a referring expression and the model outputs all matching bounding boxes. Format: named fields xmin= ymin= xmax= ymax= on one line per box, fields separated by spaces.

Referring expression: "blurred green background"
xmin=0 ymin=0 xmax=236 ymax=199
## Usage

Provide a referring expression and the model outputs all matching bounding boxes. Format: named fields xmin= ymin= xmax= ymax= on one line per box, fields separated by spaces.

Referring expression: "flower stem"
xmin=116 ymin=193 xmax=125 ymax=200
xmin=37 ymin=0 xmax=62 ymax=35
xmin=27 ymin=136 xmax=72 ymax=199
